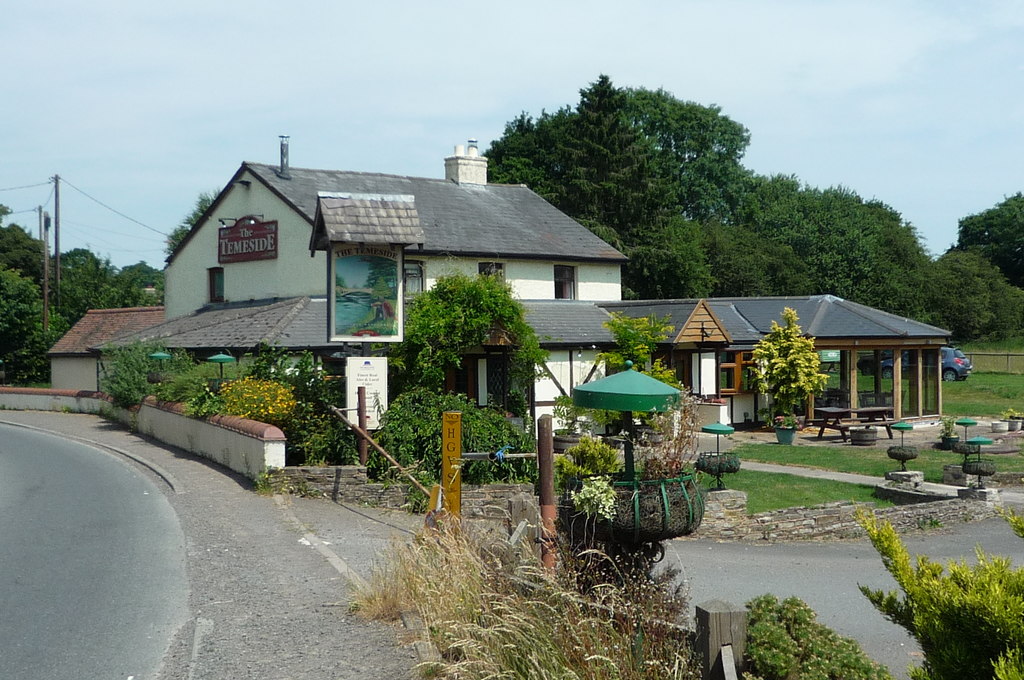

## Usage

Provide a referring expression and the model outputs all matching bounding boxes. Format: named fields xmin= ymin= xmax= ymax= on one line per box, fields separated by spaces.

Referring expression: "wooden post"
xmin=695 ymin=599 xmax=746 ymax=680
xmin=442 ymin=411 xmax=462 ymax=516
xmin=357 ymin=386 xmax=368 ymax=465
xmin=537 ymin=414 xmax=556 ymax=570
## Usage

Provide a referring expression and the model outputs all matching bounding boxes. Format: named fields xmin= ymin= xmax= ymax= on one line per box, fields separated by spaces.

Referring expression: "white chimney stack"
xmin=445 ymin=139 xmax=487 ymax=185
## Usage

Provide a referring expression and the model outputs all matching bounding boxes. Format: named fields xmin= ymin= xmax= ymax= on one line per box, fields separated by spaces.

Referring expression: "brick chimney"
xmin=444 ymin=139 xmax=487 ymax=185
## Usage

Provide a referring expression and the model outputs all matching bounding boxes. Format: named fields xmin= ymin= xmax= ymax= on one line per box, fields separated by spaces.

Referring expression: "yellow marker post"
xmin=441 ymin=411 xmax=462 ymax=515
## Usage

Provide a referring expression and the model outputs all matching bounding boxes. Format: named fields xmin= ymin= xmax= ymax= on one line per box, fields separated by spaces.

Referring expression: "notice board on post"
xmin=346 ymin=357 xmax=388 ymax=429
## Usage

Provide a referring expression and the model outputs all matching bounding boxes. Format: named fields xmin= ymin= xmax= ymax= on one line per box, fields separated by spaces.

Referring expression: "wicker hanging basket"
xmin=561 ymin=473 xmax=706 ymax=545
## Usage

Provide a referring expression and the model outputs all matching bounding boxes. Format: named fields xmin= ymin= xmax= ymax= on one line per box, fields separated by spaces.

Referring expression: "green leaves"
xmin=750 ymin=307 xmax=827 ymax=417
xmin=859 ymin=509 xmax=1024 ymax=680
xmin=392 ymin=273 xmax=546 ymax=396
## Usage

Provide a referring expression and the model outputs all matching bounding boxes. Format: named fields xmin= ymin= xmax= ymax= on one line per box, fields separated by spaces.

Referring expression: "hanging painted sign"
xmin=330 ymin=244 xmax=403 ymax=342
xmin=218 ymin=216 xmax=278 ymax=263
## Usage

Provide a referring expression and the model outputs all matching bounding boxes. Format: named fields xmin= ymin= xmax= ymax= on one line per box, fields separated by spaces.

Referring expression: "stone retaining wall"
xmin=269 ymin=465 xmax=533 ymax=519
xmin=943 ymin=464 xmax=1024 ymax=488
xmin=696 ymin=488 xmax=997 ymax=541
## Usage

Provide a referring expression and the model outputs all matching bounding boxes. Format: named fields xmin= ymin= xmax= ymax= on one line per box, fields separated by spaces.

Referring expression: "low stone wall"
xmin=137 ymin=397 xmax=285 ymax=479
xmin=943 ymin=464 xmax=1024 ymax=488
xmin=268 ymin=465 xmax=533 ymax=518
xmin=696 ymin=488 xmax=998 ymax=541
xmin=0 ymin=387 xmax=285 ymax=480
xmin=0 ymin=387 xmax=114 ymax=414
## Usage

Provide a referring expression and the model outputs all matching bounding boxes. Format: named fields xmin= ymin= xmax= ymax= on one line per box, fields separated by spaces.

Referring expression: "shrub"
xmin=858 ymin=509 xmax=1024 ymax=680
xmin=100 ymin=341 xmax=164 ymax=407
xmin=373 ymin=387 xmax=535 ymax=485
xmin=745 ymin=594 xmax=892 ymax=680
xmin=153 ymin=358 xmax=226 ymax=403
xmin=554 ymin=436 xmax=621 ymax=491
xmin=220 ymin=377 xmax=297 ymax=428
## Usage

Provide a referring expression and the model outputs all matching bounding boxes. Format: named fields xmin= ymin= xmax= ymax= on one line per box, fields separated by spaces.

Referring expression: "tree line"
xmin=486 ymin=75 xmax=1024 ymax=341
xmin=4 ymin=76 xmax=1023 ymax=381
xmin=0 ymin=205 xmax=162 ymax=383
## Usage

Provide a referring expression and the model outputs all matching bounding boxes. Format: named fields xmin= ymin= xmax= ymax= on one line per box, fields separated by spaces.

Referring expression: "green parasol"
xmin=572 ymin=361 xmax=680 ymax=480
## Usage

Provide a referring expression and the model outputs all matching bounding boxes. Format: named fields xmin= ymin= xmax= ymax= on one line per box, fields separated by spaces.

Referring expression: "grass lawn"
xmin=714 ymin=469 xmax=891 ymax=515
xmin=734 ymin=442 xmax=1024 ymax=485
xmin=943 ymin=372 xmax=1024 ymax=416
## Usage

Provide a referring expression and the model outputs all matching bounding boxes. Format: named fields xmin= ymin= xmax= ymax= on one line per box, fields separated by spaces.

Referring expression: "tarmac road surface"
xmin=670 ymin=516 xmax=1024 ymax=679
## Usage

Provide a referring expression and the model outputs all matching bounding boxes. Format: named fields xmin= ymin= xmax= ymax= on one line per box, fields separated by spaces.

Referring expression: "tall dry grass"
xmin=352 ymin=521 xmax=700 ymax=680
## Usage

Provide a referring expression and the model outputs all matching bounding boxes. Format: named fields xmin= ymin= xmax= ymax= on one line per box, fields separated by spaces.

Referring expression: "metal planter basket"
xmin=886 ymin=445 xmax=918 ymax=472
xmin=695 ymin=452 xmax=741 ymax=489
xmin=561 ymin=474 xmax=706 ymax=545
xmin=963 ymin=459 xmax=996 ymax=478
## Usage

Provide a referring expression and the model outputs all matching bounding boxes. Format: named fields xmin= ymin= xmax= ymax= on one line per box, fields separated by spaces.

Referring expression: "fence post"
xmin=695 ymin=599 xmax=746 ymax=680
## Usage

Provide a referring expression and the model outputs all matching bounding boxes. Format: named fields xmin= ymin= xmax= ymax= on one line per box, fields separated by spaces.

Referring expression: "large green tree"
xmin=0 ymin=267 xmax=54 ymax=383
xmin=956 ymin=193 xmax=1024 ymax=288
xmin=166 ymin=189 xmax=218 ymax=256
xmin=923 ymin=249 xmax=1024 ymax=341
xmin=736 ymin=175 xmax=931 ymax=315
xmin=624 ymin=87 xmax=751 ymax=224
xmin=0 ymin=220 xmax=44 ymax=285
xmin=55 ymin=249 xmax=159 ymax=325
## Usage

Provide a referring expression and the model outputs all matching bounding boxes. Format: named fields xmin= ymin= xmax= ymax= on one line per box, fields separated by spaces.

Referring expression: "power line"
xmin=59 ymin=176 xmax=168 ymax=236
xmin=0 ymin=181 xmax=50 ymax=192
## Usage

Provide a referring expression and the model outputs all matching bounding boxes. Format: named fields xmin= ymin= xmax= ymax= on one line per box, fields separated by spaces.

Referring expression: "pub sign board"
xmin=219 ymin=216 xmax=278 ymax=264
xmin=329 ymin=243 xmax=403 ymax=342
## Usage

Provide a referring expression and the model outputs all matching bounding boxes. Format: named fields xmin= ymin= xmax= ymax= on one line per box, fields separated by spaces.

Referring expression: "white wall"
xmin=167 ymin=169 xmax=623 ymax=319
xmin=0 ymin=388 xmax=285 ymax=480
xmin=165 ymin=171 xmax=325 ymax=319
xmin=689 ymin=352 xmax=719 ymax=398
xmin=535 ymin=349 xmax=604 ymax=429
xmin=418 ymin=258 xmax=621 ymax=302
xmin=50 ymin=357 xmax=99 ymax=391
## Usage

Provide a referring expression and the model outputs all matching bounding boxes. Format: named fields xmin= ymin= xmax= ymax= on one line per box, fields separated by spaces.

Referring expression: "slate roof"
xmin=601 ymin=295 xmax=950 ymax=348
xmin=102 ymin=297 xmax=336 ymax=352
xmin=311 ymin=193 xmax=424 ymax=250
xmin=240 ymin=162 xmax=626 ymax=263
xmin=521 ymin=300 xmax=614 ymax=346
xmin=48 ymin=306 xmax=165 ymax=357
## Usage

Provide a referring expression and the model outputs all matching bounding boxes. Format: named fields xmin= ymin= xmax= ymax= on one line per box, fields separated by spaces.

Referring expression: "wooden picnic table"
xmin=814 ymin=405 xmax=896 ymax=441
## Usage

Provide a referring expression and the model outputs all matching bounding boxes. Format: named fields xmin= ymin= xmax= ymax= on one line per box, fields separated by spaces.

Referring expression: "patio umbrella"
xmin=207 ymin=352 xmax=236 ymax=378
xmin=572 ymin=361 xmax=680 ymax=480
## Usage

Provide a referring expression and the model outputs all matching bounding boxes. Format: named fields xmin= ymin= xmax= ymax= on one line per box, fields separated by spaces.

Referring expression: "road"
xmin=0 ymin=411 xmax=420 ymax=680
xmin=669 ymin=516 xmax=1024 ymax=679
xmin=0 ymin=422 xmax=188 ymax=679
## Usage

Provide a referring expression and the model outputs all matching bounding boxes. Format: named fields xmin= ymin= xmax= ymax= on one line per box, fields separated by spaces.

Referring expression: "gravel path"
xmin=0 ymin=411 xmax=420 ymax=680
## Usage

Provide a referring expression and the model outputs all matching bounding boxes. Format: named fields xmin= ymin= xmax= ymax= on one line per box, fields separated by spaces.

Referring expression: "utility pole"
xmin=40 ymin=208 xmax=50 ymax=332
xmin=52 ymin=174 xmax=60 ymax=307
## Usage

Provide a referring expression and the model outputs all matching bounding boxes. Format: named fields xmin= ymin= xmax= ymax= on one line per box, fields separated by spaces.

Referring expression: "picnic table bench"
xmin=814 ymin=406 xmax=896 ymax=442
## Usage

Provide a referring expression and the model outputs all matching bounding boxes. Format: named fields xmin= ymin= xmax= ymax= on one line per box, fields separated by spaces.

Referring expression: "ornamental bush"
xmin=373 ymin=387 xmax=535 ymax=485
xmin=858 ymin=509 xmax=1024 ymax=680
xmin=750 ymin=307 xmax=827 ymax=418
xmin=745 ymin=594 xmax=892 ymax=680
xmin=220 ymin=377 xmax=297 ymax=429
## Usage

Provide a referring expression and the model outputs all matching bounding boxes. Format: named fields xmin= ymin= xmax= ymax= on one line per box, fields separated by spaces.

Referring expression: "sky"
xmin=3 ymin=1 xmax=1023 ymax=271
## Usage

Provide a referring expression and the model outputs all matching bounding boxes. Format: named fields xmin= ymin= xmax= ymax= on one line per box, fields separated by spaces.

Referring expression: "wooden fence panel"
xmin=965 ymin=352 xmax=1024 ymax=374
